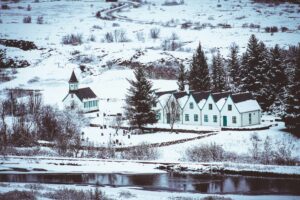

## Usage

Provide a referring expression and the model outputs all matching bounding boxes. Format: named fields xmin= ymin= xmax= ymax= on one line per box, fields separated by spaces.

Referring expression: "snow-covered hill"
xmin=0 ymin=0 xmax=299 ymax=105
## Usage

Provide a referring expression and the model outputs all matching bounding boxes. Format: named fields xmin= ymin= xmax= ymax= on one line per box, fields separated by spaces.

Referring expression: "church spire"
xmin=69 ymin=70 xmax=79 ymax=91
xmin=69 ymin=70 xmax=78 ymax=83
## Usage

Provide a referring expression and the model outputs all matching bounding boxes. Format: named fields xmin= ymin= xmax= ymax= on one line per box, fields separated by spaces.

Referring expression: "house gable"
xmin=201 ymin=94 xmax=220 ymax=126
xmin=220 ymin=95 xmax=241 ymax=127
xmin=182 ymin=94 xmax=201 ymax=125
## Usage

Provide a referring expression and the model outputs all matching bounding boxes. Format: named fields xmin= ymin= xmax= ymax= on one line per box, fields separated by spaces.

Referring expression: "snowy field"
xmin=82 ymin=126 xmax=202 ymax=147
xmin=0 ymin=0 xmax=299 ymax=109
xmin=158 ymin=122 xmax=300 ymax=162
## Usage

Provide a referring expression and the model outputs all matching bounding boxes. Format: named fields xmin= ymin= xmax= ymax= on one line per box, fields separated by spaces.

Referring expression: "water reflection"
xmin=0 ymin=173 xmax=299 ymax=195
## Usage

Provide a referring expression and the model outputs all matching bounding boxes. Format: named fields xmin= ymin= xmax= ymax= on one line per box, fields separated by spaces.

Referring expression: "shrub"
xmin=185 ymin=143 xmax=225 ymax=162
xmin=120 ymin=142 xmax=159 ymax=160
xmin=273 ymin=139 xmax=296 ymax=165
xmin=23 ymin=16 xmax=32 ymax=23
xmin=265 ymin=26 xmax=278 ymax=33
xmin=62 ymin=33 xmax=83 ymax=45
xmin=281 ymin=26 xmax=289 ymax=32
xmin=36 ymin=16 xmax=43 ymax=24
xmin=103 ymin=32 xmax=114 ymax=43
xmin=1 ymin=4 xmax=10 ymax=9
xmin=44 ymin=188 xmax=110 ymax=200
xmin=89 ymin=34 xmax=96 ymax=42
xmin=0 ymin=19 xmax=2 ymax=24
xmin=149 ymin=27 xmax=160 ymax=39
xmin=27 ymin=4 xmax=31 ymax=11
xmin=0 ymin=190 xmax=36 ymax=200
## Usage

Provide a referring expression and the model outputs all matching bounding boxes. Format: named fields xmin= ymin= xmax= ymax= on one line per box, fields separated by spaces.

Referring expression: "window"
xmin=176 ymin=114 xmax=180 ymax=121
xmin=71 ymin=94 xmax=74 ymax=98
xmin=189 ymin=102 xmax=194 ymax=109
xmin=213 ymin=115 xmax=217 ymax=123
xmin=232 ymin=116 xmax=237 ymax=124
xmin=185 ymin=114 xmax=189 ymax=121
xmin=84 ymin=102 xmax=87 ymax=108
xmin=209 ymin=104 xmax=213 ymax=110
xmin=228 ymin=104 xmax=232 ymax=111
xmin=249 ymin=113 xmax=252 ymax=124
xmin=194 ymin=114 xmax=198 ymax=122
xmin=204 ymin=115 xmax=208 ymax=122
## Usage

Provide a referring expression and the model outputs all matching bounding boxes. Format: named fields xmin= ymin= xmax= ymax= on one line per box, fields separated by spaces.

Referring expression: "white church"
xmin=154 ymin=85 xmax=261 ymax=128
xmin=62 ymin=71 xmax=99 ymax=113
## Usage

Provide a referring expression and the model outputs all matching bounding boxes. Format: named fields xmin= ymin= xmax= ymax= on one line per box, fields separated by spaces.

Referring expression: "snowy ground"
xmin=0 ymin=0 xmax=299 ymax=108
xmin=158 ymin=122 xmax=300 ymax=162
xmin=1 ymin=182 xmax=299 ymax=200
xmin=82 ymin=126 xmax=202 ymax=147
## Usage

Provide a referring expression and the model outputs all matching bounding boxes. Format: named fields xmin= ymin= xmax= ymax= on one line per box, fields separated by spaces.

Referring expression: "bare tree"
xmin=0 ymin=101 xmax=8 ymax=153
xmin=249 ymin=132 xmax=261 ymax=161
xmin=112 ymin=115 xmax=123 ymax=134
xmin=166 ymin=98 xmax=181 ymax=132
xmin=149 ymin=27 xmax=160 ymax=39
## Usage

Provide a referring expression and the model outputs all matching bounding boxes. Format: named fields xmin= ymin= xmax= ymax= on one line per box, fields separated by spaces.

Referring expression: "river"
xmin=0 ymin=173 xmax=300 ymax=195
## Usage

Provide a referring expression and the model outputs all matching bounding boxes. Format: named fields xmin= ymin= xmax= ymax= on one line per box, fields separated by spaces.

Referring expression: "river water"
xmin=0 ymin=173 xmax=299 ymax=195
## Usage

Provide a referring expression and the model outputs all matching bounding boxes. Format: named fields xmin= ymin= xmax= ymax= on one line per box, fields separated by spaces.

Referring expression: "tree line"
xmin=125 ymin=34 xmax=299 ymax=132
xmin=177 ymin=34 xmax=299 ymax=131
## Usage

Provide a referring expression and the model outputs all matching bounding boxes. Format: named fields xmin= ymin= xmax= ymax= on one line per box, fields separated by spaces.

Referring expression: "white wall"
xmin=182 ymin=95 xmax=201 ymax=125
xmin=201 ymin=95 xmax=220 ymax=127
xmin=154 ymin=101 xmax=164 ymax=123
xmin=241 ymin=110 xmax=261 ymax=127
xmin=220 ymin=96 xmax=241 ymax=127
xmin=63 ymin=93 xmax=83 ymax=110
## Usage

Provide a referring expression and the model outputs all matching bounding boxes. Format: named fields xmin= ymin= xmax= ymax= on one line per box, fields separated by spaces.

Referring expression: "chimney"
xmin=184 ymin=83 xmax=189 ymax=94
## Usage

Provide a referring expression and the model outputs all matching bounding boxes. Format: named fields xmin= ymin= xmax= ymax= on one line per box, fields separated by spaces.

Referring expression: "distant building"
xmin=62 ymin=71 xmax=99 ymax=113
xmin=155 ymin=86 xmax=261 ymax=128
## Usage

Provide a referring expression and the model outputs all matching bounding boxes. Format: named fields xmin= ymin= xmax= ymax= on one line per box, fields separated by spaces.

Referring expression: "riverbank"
xmin=0 ymin=181 xmax=300 ymax=200
xmin=1 ymin=156 xmax=300 ymax=178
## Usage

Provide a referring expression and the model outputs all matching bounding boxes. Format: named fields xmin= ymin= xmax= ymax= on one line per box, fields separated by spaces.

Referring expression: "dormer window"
xmin=209 ymin=104 xmax=213 ymax=110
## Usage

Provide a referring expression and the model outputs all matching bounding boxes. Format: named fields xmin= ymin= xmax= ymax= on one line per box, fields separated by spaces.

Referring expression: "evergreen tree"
xmin=240 ymin=34 xmax=271 ymax=110
xmin=270 ymin=45 xmax=287 ymax=94
xmin=189 ymin=43 xmax=210 ymax=91
xmin=211 ymin=50 xmax=227 ymax=92
xmin=285 ymin=44 xmax=300 ymax=132
xmin=268 ymin=45 xmax=288 ymax=115
xmin=177 ymin=63 xmax=186 ymax=91
xmin=257 ymin=41 xmax=272 ymax=110
xmin=124 ymin=67 xmax=157 ymax=132
xmin=228 ymin=43 xmax=240 ymax=91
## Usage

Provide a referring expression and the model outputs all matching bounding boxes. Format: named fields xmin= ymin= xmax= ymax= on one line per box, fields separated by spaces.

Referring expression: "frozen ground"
xmin=0 ymin=182 xmax=299 ymax=200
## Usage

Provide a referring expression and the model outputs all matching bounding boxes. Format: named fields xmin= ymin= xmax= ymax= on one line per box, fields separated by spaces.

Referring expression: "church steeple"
xmin=69 ymin=70 xmax=79 ymax=91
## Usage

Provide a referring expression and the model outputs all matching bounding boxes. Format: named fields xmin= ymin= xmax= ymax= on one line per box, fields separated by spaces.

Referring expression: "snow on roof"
xmin=198 ymin=99 xmax=206 ymax=109
xmin=177 ymin=95 xmax=188 ymax=108
xmin=235 ymin=99 xmax=261 ymax=113
xmin=216 ymin=98 xmax=226 ymax=110
xmin=158 ymin=93 xmax=172 ymax=107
